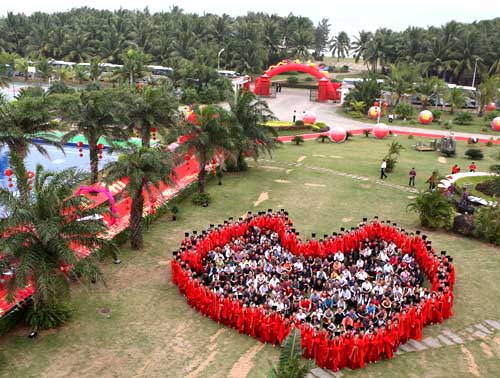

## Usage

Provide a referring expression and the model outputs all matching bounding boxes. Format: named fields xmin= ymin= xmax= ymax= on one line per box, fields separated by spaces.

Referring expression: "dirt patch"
xmin=209 ymin=328 xmax=226 ymax=343
xmin=329 ymin=155 xmax=344 ymax=159
xmin=274 ymin=179 xmax=290 ymax=183
xmin=360 ymin=183 xmax=372 ymax=189
xmin=304 ymin=183 xmax=326 ymax=187
xmin=438 ymin=157 xmax=448 ymax=164
xmin=286 ymin=169 xmax=293 ymax=174
xmin=461 ymin=345 xmax=480 ymax=377
xmin=185 ymin=328 xmax=225 ymax=378
xmin=312 ymin=154 xmax=326 ymax=157
xmin=186 ymin=350 xmax=218 ymax=378
xmin=260 ymin=165 xmax=284 ymax=171
xmin=408 ymin=195 xmax=417 ymax=199
xmin=480 ymin=342 xmax=493 ymax=358
xmin=296 ymin=156 xmax=306 ymax=163
xmin=342 ymin=217 xmax=352 ymax=223
xmin=227 ymin=343 xmax=265 ymax=378
xmin=157 ymin=260 xmax=170 ymax=266
xmin=254 ymin=192 xmax=269 ymax=207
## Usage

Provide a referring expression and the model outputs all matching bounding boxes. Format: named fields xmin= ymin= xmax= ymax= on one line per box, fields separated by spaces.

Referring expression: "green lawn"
xmin=338 ymin=108 xmax=500 ymax=137
xmin=1 ymin=137 xmax=499 ymax=378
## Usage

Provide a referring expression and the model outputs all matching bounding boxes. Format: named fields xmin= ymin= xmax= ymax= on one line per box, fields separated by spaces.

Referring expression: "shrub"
xmin=305 ymin=77 xmax=313 ymax=82
xmin=490 ymin=164 xmax=500 ymax=174
xmin=363 ymin=129 xmax=371 ymax=137
xmin=191 ymin=192 xmax=211 ymax=206
xmin=408 ymin=119 xmax=416 ymax=125
xmin=465 ymin=148 xmax=484 ymax=160
xmin=25 ymin=302 xmax=72 ymax=330
xmin=294 ymin=119 xmax=305 ymax=126
xmin=432 ymin=109 xmax=443 ymax=122
xmin=483 ymin=110 xmax=500 ymax=122
xmin=444 ymin=120 xmax=453 ymax=129
xmin=454 ymin=111 xmax=473 ymax=125
xmin=475 ymin=177 xmax=500 ymax=198
xmin=407 ymin=191 xmax=454 ymax=229
xmin=482 ymin=127 xmax=489 ymax=132
xmin=394 ymin=103 xmax=415 ymax=119
xmin=384 ymin=155 xmax=398 ymax=172
xmin=292 ymin=135 xmax=304 ymax=145
xmin=486 ymin=138 xmax=494 ymax=147
xmin=473 ymin=206 xmax=500 ymax=245
xmin=341 ymin=65 xmax=349 ymax=73
xmin=287 ymin=76 xmax=299 ymax=85
xmin=408 ymin=134 xmax=414 ymax=139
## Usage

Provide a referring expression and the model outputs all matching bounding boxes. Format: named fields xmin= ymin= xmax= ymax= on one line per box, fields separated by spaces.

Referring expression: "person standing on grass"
xmin=408 ymin=168 xmax=416 ymax=187
xmin=293 ymin=110 xmax=296 ymax=123
xmin=451 ymin=164 xmax=460 ymax=174
xmin=380 ymin=159 xmax=388 ymax=179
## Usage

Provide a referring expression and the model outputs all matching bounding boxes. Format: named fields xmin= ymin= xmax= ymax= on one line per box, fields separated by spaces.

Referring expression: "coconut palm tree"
xmin=36 ymin=57 xmax=53 ymax=83
xmin=14 ymin=57 xmax=30 ymax=81
xmin=229 ymin=89 xmax=277 ymax=170
xmin=73 ymin=65 xmax=89 ymax=84
xmin=57 ymin=89 xmax=129 ymax=184
xmin=89 ymin=57 xmax=102 ymax=81
xmin=174 ymin=105 xmax=235 ymax=194
xmin=351 ymin=30 xmax=372 ymax=66
xmin=330 ymin=31 xmax=351 ymax=62
xmin=384 ymin=64 xmax=418 ymax=105
xmin=104 ymin=146 xmax=175 ymax=249
xmin=445 ymin=87 xmax=466 ymax=114
xmin=0 ymin=156 xmax=118 ymax=329
xmin=290 ymin=29 xmax=313 ymax=61
xmin=407 ymin=190 xmax=454 ymax=229
xmin=124 ymin=85 xmax=179 ymax=148
xmin=477 ymin=75 xmax=499 ymax=116
xmin=116 ymin=48 xmax=149 ymax=85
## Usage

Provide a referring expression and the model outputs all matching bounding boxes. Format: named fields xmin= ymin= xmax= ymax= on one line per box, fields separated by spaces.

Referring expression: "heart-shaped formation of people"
xmin=171 ymin=211 xmax=455 ymax=372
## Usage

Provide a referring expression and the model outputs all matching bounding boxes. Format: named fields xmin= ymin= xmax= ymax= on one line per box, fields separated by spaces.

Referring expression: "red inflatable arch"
xmin=254 ymin=61 xmax=341 ymax=102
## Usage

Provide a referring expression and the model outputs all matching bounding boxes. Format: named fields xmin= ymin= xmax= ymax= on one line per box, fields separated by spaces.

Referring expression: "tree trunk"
xmin=141 ymin=125 xmax=151 ymax=148
xmin=197 ymin=151 xmax=207 ymax=193
xmin=130 ymin=186 xmax=145 ymax=250
xmin=89 ymin=140 xmax=99 ymax=184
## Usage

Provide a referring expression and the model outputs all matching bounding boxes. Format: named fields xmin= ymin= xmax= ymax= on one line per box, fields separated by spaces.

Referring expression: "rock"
xmin=453 ymin=213 xmax=475 ymax=236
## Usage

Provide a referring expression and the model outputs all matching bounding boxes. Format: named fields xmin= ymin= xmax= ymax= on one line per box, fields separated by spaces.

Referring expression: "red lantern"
xmin=26 ymin=171 xmax=34 ymax=179
xmin=8 ymin=183 xmax=13 ymax=188
xmin=8 ymin=177 xmax=13 ymax=182
xmin=184 ymin=154 xmax=191 ymax=161
xmin=28 ymin=186 xmax=32 ymax=191
xmin=152 ymin=137 xmax=157 ymax=141
xmin=77 ymin=141 xmax=84 ymax=148
xmin=151 ymin=127 xmax=157 ymax=133
xmin=212 ymin=158 xmax=217 ymax=165
xmin=99 ymin=154 xmax=103 ymax=160
xmin=79 ymin=153 xmax=84 ymax=157
xmin=383 ymin=102 xmax=388 ymax=111
xmin=97 ymin=143 xmax=104 ymax=150
xmin=4 ymin=169 xmax=12 ymax=177
xmin=374 ymin=101 xmax=379 ymax=107
xmin=28 ymin=179 xmax=32 ymax=185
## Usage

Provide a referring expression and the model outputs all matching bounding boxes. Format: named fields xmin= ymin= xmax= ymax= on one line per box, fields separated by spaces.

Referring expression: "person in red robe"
xmin=413 ymin=307 xmax=424 ymax=340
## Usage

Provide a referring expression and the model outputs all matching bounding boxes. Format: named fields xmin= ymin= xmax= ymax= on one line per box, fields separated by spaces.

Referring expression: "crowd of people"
xmin=171 ymin=211 xmax=455 ymax=371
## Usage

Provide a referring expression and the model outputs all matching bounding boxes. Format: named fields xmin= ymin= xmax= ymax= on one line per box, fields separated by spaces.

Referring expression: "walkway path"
xmin=265 ymin=88 xmax=500 ymax=143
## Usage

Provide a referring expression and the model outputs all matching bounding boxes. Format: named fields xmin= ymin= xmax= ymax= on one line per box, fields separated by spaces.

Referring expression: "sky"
xmin=1 ymin=0 xmax=499 ymax=37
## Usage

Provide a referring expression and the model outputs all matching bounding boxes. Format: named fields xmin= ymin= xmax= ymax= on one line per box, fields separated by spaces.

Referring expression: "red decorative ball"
xmin=97 ymin=143 xmax=104 ymax=150
xmin=26 ymin=171 xmax=34 ymax=179
xmin=212 ymin=158 xmax=217 ymax=164
xmin=8 ymin=177 xmax=12 ymax=182
xmin=328 ymin=126 xmax=347 ymax=143
xmin=302 ymin=111 xmax=317 ymax=125
xmin=8 ymin=183 xmax=13 ymax=188
xmin=373 ymin=123 xmax=390 ymax=139
xmin=151 ymin=127 xmax=157 ymax=133
xmin=368 ymin=106 xmax=381 ymax=120
xmin=486 ymin=102 xmax=497 ymax=112
xmin=152 ymin=137 xmax=157 ymax=141
xmin=78 ymin=148 xmax=83 ymax=152
xmin=79 ymin=153 xmax=83 ymax=157
xmin=418 ymin=110 xmax=433 ymax=125
xmin=98 ymin=155 xmax=103 ymax=160
xmin=491 ymin=117 xmax=500 ymax=131
xmin=373 ymin=101 xmax=379 ymax=107
xmin=28 ymin=186 xmax=32 ymax=191
xmin=4 ymin=168 xmax=12 ymax=177
xmin=184 ymin=154 xmax=191 ymax=161
xmin=77 ymin=141 xmax=84 ymax=147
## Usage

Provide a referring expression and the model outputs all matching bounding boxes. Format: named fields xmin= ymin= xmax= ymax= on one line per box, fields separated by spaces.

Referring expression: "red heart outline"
xmin=171 ymin=213 xmax=455 ymax=371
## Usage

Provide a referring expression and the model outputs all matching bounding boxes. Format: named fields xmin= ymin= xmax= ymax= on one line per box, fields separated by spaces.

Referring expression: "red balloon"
xmin=373 ymin=123 xmax=390 ymax=139
xmin=97 ymin=143 xmax=104 ymax=150
xmin=4 ymin=168 xmax=12 ymax=177
xmin=491 ymin=117 xmax=500 ymax=131
xmin=374 ymin=101 xmax=379 ymax=107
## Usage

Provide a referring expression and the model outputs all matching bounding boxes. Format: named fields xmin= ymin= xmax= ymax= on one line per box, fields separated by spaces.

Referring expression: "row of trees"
xmin=0 ymin=83 xmax=277 ymax=329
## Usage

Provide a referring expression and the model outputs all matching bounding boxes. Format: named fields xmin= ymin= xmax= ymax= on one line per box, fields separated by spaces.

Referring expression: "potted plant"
xmin=170 ymin=205 xmax=179 ymax=221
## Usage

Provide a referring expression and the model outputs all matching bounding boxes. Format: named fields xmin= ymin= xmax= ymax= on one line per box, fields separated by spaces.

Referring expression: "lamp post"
xmin=217 ymin=48 xmax=225 ymax=70
xmin=471 ymin=57 xmax=479 ymax=88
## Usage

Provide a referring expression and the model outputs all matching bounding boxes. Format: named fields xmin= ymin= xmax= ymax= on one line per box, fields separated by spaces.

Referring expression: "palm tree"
xmin=477 ymin=75 xmax=499 ymax=116
xmin=384 ymin=64 xmax=418 ymax=105
xmin=445 ymin=87 xmax=466 ymax=114
xmin=104 ymin=146 xmax=175 ymax=249
xmin=36 ymin=57 xmax=53 ymax=83
xmin=89 ymin=57 xmax=102 ymax=81
xmin=14 ymin=57 xmax=30 ymax=81
xmin=73 ymin=65 xmax=88 ymax=84
xmin=351 ymin=30 xmax=372 ymax=66
xmin=290 ymin=29 xmax=313 ymax=61
xmin=175 ymin=105 xmax=235 ymax=193
xmin=57 ymin=89 xmax=129 ymax=184
xmin=229 ymin=89 xmax=277 ymax=170
xmin=125 ymin=85 xmax=179 ymax=148
xmin=330 ymin=31 xmax=350 ymax=62
xmin=0 ymin=156 xmax=118 ymax=329
xmin=268 ymin=328 xmax=311 ymax=378
xmin=116 ymin=48 xmax=149 ymax=85
xmin=407 ymin=190 xmax=454 ymax=229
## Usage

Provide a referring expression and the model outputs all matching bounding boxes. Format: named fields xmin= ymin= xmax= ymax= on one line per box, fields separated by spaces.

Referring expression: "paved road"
xmin=264 ymin=88 xmax=500 ymax=142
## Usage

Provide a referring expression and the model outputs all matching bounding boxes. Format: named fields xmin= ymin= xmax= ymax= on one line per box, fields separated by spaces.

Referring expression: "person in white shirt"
xmin=380 ymin=159 xmax=388 ymax=179
xmin=334 ymin=251 xmax=344 ymax=262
